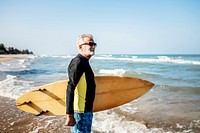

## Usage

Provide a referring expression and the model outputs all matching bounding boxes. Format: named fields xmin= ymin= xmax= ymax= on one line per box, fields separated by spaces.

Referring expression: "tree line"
xmin=0 ymin=43 xmax=34 ymax=55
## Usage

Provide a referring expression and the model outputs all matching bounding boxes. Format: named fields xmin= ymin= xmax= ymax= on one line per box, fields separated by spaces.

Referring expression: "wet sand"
xmin=0 ymin=96 xmax=71 ymax=133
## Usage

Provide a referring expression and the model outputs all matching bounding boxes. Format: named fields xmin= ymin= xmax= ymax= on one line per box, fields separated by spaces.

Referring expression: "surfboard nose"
xmin=143 ymin=80 xmax=155 ymax=90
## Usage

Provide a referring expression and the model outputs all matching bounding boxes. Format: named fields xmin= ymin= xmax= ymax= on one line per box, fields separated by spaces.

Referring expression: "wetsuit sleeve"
xmin=66 ymin=59 xmax=84 ymax=114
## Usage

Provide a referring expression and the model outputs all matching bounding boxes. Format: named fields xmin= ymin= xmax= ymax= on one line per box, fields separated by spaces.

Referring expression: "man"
xmin=65 ymin=34 xmax=97 ymax=133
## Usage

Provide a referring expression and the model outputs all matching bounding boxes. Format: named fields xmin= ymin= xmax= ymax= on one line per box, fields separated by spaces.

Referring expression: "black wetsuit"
xmin=66 ymin=54 xmax=96 ymax=114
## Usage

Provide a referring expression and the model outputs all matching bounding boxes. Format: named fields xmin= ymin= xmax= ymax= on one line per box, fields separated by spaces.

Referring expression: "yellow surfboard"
xmin=16 ymin=76 xmax=154 ymax=116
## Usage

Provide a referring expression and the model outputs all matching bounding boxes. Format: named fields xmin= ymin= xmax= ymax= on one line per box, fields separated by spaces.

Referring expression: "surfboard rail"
xmin=16 ymin=76 xmax=154 ymax=116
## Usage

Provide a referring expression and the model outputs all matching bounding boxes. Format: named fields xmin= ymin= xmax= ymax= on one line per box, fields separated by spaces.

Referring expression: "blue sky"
xmin=0 ymin=0 xmax=200 ymax=55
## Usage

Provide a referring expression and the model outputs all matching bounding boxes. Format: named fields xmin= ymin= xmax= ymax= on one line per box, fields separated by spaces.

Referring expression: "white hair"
xmin=76 ymin=34 xmax=94 ymax=46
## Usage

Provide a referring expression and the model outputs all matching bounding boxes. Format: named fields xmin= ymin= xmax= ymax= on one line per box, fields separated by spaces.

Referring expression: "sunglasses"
xmin=82 ymin=42 xmax=97 ymax=47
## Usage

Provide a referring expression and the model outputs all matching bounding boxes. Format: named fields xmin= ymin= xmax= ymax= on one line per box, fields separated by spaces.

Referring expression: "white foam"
xmin=132 ymin=56 xmax=138 ymax=59
xmin=29 ymin=127 xmax=43 ymax=133
xmin=36 ymin=54 xmax=200 ymax=65
xmin=99 ymin=69 xmax=126 ymax=76
xmin=99 ymin=54 xmax=113 ymax=57
xmin=51 ymin=55 xmax=74 ymax=58
xmin=119 ymin=103 xmax=138 ymax=114
xmin=0 ymin=57 xmax=33 ymax=72
xmin=18 ymin=59 xmax=26 ymax=64
xmin=28 ymin=55 xmax=37 ymax=59
xmin=157 ymin=56 xmax=200 ymax=65
xmin=94 ymin=55 xmax=200 ymax=65
xmin=0 ymin=75 xmax=34 ymax=99
xmin=93 ymin=110 xmax=170 ymax=133
xmin=38 ymin=54 xmax=74 ymax=59
xmin=94 ymin=56 xmax=116 ymax=60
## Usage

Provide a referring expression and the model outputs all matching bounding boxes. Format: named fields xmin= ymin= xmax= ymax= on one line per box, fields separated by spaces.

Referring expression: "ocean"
xmin=0 ymin=54 xmax=200 ymax=133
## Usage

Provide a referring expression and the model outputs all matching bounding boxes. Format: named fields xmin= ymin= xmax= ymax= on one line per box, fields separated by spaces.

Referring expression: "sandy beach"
xmin=0 ymin=54 xmax=29 ymax=62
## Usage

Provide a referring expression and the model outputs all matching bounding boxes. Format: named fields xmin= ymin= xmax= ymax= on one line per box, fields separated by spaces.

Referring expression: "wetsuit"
xmin=66 ymin=54 xmax=96 ymax=114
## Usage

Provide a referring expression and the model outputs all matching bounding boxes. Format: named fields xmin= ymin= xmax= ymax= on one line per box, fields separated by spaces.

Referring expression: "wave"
xmin=0 ymin=56 xmax=35 ymax=72
xmin=94 ymin=55 xmax=200 ymax=65
xmin=0 ymin=69 xmax=47 ymax=75
xmin=157 ymin=56 xmax=200 ymax=65
xmin=99 ymin=69 xmax=127 ymax=76
xmin=155 ymin=84 xmax=200 ymax=95
xmin=0 ymin=75 xmax=34 ymax=99
xmin=96 ymin=68 xmax=160 ymax=80
xmin=34 ymin=54 xmax=200 ymax=65
xmin=93 ymin=109 xmax=169 ymax=133
xmin=37 ymin=54 xmax=74 ymax=58
xmin=0 ymin=69 xmax=67 ymax=76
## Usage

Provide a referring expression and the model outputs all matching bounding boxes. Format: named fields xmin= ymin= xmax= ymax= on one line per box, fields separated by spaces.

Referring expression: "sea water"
xmin=0 ymin=54 xmax=200 ymax=133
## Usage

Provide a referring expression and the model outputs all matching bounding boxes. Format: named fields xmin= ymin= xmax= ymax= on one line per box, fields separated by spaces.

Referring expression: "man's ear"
xmin=78 ymin=45 xmax=83 ymax=51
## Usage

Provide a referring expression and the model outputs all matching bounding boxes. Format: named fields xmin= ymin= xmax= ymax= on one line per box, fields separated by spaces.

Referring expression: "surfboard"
xmin=16 ymin=76 xmax=154 ymax=116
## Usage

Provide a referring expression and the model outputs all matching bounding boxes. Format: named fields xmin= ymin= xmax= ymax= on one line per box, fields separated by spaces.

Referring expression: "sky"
xmin=0 ymin=0 xmax=200 ymax=55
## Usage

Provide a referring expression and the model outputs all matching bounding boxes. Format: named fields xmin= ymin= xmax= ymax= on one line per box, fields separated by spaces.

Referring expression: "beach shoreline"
xmin=0 ymin=54 xmax=31 ymax=81
xmin=0 ymin=54 xmax=30 ymax=62
xmin=0 ymin=54 xmax=199 ymax=132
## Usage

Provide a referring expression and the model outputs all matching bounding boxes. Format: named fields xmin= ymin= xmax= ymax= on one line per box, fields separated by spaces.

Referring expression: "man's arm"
xmin=66 ymin=59 xmax=83 ymax=114
xmin=65 ymin=58 xmax=83 ymax=126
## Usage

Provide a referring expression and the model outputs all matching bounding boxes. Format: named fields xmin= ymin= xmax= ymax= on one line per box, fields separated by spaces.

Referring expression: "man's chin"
xmin=89 ymin=51 xmax=95 ymax=56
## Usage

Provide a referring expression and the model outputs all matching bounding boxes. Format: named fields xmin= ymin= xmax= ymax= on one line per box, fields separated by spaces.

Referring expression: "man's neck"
xmin=79 ymin=53 xmax=91 ymax=60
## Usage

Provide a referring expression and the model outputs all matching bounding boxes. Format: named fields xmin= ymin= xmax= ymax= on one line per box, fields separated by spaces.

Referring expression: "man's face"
xmin=80 ymin=37 xmax=96 ymax=58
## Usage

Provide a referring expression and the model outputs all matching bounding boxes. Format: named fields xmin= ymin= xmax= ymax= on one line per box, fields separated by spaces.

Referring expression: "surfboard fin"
xmin=17 ymin=101 xmax=32 ymax=106
xmin=35 ymin=110 xmax=49 ymax=116
xmin=32 ymin=88 xmax=47 ymax=92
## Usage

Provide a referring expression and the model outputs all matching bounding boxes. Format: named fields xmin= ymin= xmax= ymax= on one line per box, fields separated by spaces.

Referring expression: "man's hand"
xmin=64 ymin=114 xmax=76 ymax=126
